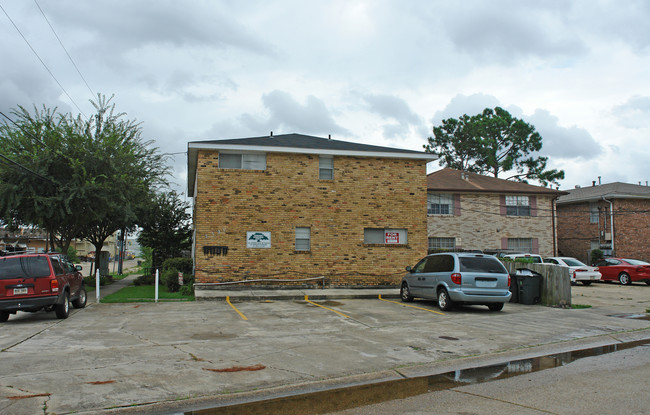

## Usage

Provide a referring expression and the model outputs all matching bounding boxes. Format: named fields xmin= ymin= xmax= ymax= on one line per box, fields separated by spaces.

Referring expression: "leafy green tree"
xmin=425 ymin=107 xmax=564 ymax=186
xmin=0 ymin=95 xmax=168 ymax=273
xmin=137 ymin=190 xmax=192 ymax=270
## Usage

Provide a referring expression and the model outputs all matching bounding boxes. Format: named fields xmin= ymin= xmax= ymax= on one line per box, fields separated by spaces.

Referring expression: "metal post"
xmin=155 ymin=269 xmax=159 ymax=303
xmin=96 ymin=269 xmax=100 ymax=303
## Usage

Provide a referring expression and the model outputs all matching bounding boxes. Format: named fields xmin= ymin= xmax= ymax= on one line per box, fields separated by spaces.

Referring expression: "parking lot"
xmin=1 ymin=282 xmax=649 ymax=414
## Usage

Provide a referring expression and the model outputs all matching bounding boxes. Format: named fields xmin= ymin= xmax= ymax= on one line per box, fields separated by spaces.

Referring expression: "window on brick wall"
xmin=427 ymin=193 xmax=453 ymax=215
xmin=219 ymin=153 xmax=266 ymax=170
xmin=589 ymin=202 xmax=599 ymax=223
xmin=295 ymin=227 xmax=310 ymax=251
xmin=507 ymin=238 xmax=533 ymax=252
xmin=428 ymin=237 xmax=456 ymax=250
xmin=505 ymin=195 xmax=530 ymax=216
xmin=319 ymin=156 xmax=333 ymax=180
xmin=364 ymin=228 xmax=408 ymax=245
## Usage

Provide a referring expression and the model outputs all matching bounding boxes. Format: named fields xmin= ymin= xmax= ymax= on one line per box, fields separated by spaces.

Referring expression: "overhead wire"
xmin=33 ymin=0 xmax=95 ymax=98
xmin=0 ymin=2 xmax=87 ymax=118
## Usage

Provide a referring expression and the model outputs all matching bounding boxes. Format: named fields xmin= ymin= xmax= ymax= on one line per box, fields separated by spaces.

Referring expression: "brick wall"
xmin=427 ymin=193 xmax=557 ymax=257
xmin=557 ymin=199 xmax=650 ymax=263
xmin=193 ymin=150 xmax=429 ymax=287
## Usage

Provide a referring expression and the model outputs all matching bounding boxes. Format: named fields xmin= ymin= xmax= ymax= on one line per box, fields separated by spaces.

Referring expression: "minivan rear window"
xmin=459 ymin=257 xmax=507 ymax=274
xmin=0 ymin=256 xmax=51 ymax=279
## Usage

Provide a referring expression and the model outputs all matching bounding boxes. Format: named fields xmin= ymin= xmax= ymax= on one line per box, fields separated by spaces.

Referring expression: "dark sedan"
xmin=594 ymin=258 xmax=650 ymax=285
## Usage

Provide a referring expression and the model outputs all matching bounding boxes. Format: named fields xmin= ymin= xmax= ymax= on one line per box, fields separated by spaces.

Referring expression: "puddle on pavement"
xmin=608 ymin=313 xmax=650 ymax=321
xmin=184 ymin=338 xmax=650 ymax=415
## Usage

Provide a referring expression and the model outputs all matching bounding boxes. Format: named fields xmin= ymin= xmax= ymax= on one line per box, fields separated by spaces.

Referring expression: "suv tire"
xmin=437 ymin=288 xmax=453 ymax=311
xmin=72 ymin=287 xmax=87 ymax=309
xmin=0 ymin=311 xmax=9 ymax=323
xmin=55 ymin=292 xmax=70 ymax=319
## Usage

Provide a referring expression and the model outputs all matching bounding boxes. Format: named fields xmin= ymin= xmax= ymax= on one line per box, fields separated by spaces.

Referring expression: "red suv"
xmin=0 ymin=253 xmax=87 ymax=322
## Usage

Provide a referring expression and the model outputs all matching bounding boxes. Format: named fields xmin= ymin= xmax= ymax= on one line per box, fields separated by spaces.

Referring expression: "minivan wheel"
xmin=400 ymin=283 xmax=414 ymax=302
xmin=618 ymin=273 xmax=631 ymax=285
xmin=72 ymin=287 xmax=87 ymax=309
xmin=488 ymin=303 xmax=504 ymax=311
xmin=0 ymin=311 xmax=9 ymax=323
xmin=55 ymin=292 xmax=70 ymax=319
xmin=437 ymin=289 xmax=453 ymax=311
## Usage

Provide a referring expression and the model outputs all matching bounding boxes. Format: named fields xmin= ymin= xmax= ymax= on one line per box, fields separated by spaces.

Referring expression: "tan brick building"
xmin=426 ymin=168 xmax=565 ymax=256
xmin=556 ymin=182 xmax=650 ymax=264
xmin=187 ymin=134 xmax=435 ymax=293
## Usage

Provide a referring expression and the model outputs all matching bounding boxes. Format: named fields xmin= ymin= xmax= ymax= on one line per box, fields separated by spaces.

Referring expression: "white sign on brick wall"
xmin=247 ymin=232 xmax=271 ymax=248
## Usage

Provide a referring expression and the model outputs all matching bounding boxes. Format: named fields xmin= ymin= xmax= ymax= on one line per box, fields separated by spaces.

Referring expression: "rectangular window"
xmin=364 ymin=228 xmax=407 ymax=245
xmin=295 ymin=227 xmax=310 ymax=251
xmin=589 ymin=202 xmax=598 ymax=223
xmin=428 ymin=237 xmax=456 ymax=250
xmin=505 ymin=195 xmax=530 ymax=216
xmin=427 ymin=193 xmax=453 ymax=215
xmin=507 ymin=238 xmax=533 ymax=252
xmin=319 ymin=156 xmax=333 ymax=180
xmin=219 ymin=153 xmax=266 ymax=170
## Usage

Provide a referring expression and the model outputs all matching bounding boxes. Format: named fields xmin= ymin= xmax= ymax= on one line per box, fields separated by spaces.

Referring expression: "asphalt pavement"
xmin=0 ymin=280 xmax=648 ymax=414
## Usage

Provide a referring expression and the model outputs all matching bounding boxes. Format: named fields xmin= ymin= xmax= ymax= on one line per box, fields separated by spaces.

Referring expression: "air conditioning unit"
xmin=604 ymin=232 xmax=611 ymax=240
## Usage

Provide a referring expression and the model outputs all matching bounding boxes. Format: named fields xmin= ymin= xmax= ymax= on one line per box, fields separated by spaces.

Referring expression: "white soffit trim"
xmin=187 ymin=143 xmax=437 ymax=160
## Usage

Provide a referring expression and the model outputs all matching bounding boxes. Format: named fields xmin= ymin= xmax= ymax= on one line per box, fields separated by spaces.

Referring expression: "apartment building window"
xmin=427 ymin=193 xmax=453 ymax=215
xmin=507 ymin=238 xmax=533 ymax=252
xmin=219 ymin=153 xmax=266 ymax=170
xmin=428 ymin=237 xmax=456 ymax=250
xmin=319 ymin=156 xmax=333 ymax=180
xmin=364 ymin=228 xmax=408 ymax=245
xmin=589 ymin=202 xmax=599 ymax=223
xmin=505 ymin=195 xmax=530 ymax=216
xmin=295 ymin=227 xmax=311 ymax=251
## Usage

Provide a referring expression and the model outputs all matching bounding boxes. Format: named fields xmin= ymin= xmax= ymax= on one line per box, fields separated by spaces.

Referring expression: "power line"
xmin=0 ymin=154 xmax=54 ymax=183
xmin=0 ymin=2 xmax=87 ymax=118
xmin=33 ymin=0 xmax=95 ymax=98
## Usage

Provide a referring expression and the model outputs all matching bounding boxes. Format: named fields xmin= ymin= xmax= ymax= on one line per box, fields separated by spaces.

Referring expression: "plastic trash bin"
xmin=516 ymin=268 xmax=542 ymax=305
xmin=509 ymin=273 xmax=519 ymax=303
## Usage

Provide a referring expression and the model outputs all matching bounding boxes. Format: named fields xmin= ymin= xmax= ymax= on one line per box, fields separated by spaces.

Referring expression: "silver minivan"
xmin=401 ymin=253 xmax=512 ymax=311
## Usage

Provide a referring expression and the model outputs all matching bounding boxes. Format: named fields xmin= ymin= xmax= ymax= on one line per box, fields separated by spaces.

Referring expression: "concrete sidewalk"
xmin=1 ymin=282 xmax=649 ymax=414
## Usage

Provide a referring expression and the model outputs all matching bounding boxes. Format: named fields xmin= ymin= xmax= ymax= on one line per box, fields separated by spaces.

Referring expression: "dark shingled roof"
xmin=557 ymin=182 xmax=650 ymax=204
xmin=188 ymin=133 xmax=431 ymax=155
xmin=427 ymin=168 xmax=565 ymax=195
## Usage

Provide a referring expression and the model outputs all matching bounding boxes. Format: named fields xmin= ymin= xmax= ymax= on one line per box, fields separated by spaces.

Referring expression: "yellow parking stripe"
xmin=304 ymin=295 xmax=350 ymax=318
xmin=226 ymin=296 xmax=248 ymax=321
xmin=378 ymin=294 xmax=445 ymax=316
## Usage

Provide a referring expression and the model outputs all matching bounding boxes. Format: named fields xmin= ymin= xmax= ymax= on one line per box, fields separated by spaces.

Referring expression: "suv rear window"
xmin=459 ymin=256 xmax=507 ymax=274
xmin=0 ymin=256 xmax=52 ymax=279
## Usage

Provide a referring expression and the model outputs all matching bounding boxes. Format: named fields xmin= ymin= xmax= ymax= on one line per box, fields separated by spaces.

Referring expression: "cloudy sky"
xmin=1 ymin=0 xmax=649 ymax=195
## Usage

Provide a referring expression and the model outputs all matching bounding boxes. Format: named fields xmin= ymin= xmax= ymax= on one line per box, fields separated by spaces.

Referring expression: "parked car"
xmin=593 ymin=258 xmax=650 ymax=285
xmin=401 ymin=252 xmax=512 ymax=311
xmin=502 ymin=253 xmax=544 ymax=263
xmin=544 ymin=257 xmax=601 ymax=286
xmin=0 ymin=253 xmax=87 ymax=322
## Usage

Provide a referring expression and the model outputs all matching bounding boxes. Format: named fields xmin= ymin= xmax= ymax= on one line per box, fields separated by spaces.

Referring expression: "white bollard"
xmin=96 ymin=269 xmax=100 ymax=303
xmin=155 ymin=269 xmax=159 ymax=303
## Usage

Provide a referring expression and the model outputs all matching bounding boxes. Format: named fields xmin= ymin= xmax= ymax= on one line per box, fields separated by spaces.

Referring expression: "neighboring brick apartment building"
xmin=426 ymin=168 xmax=565 ymax=256
xmin=187 ymin=133 xmax=435 ymax=295
xmin=556 ymin=181 xmax=650 ymax=263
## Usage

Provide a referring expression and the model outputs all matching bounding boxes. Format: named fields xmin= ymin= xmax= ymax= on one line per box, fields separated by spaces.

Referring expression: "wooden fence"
xmin=502 ymin=262 xmax=571 ymax=307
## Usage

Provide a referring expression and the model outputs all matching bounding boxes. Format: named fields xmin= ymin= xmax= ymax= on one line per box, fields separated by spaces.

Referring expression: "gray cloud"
xmin=431 ymin=93 xmax=501 ymax=126
xmin=528 ymin=109 xmax=602 ymax=160
xmin=363 ymin=93 xmax=422 ymax=139
xmin=440 ymin=1 xmax=586 ymax=63
xmin=612 ymin=96 xmax=650 ymax=129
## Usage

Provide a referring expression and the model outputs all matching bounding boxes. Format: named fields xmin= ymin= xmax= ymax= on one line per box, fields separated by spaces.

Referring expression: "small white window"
xmin=428 ymin=237 xmax=456 ymax=250
xmin=364 ymin=228 xmax=407 ymax=245
xmin=589 ymin=202 xmax=599 ymax=223
xmin=295 ymin=227 xmax=310 ymax=251
xmin=506 ymin=195 xmax=530 ymax=216
xmin=427 ymin=193 xmax=453 ymax=215
xmin=319 ymin=156 xmax=333 ymax=180
xmin=507 ymin=238 xmax=533 ymax=252
xmin=219 ymin=153 xmax=266 ymax=170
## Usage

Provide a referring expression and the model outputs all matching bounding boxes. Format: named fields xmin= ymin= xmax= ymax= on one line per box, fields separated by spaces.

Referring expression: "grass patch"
xmin=101 ymin=284 xmax=194 ymax=303
xmin=571 ymin=304 xmax=592 ymax=309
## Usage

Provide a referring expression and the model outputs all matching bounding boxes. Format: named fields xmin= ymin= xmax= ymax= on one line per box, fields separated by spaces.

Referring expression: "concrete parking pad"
xmin=0 ymin=282 xmax=648 ymax=414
